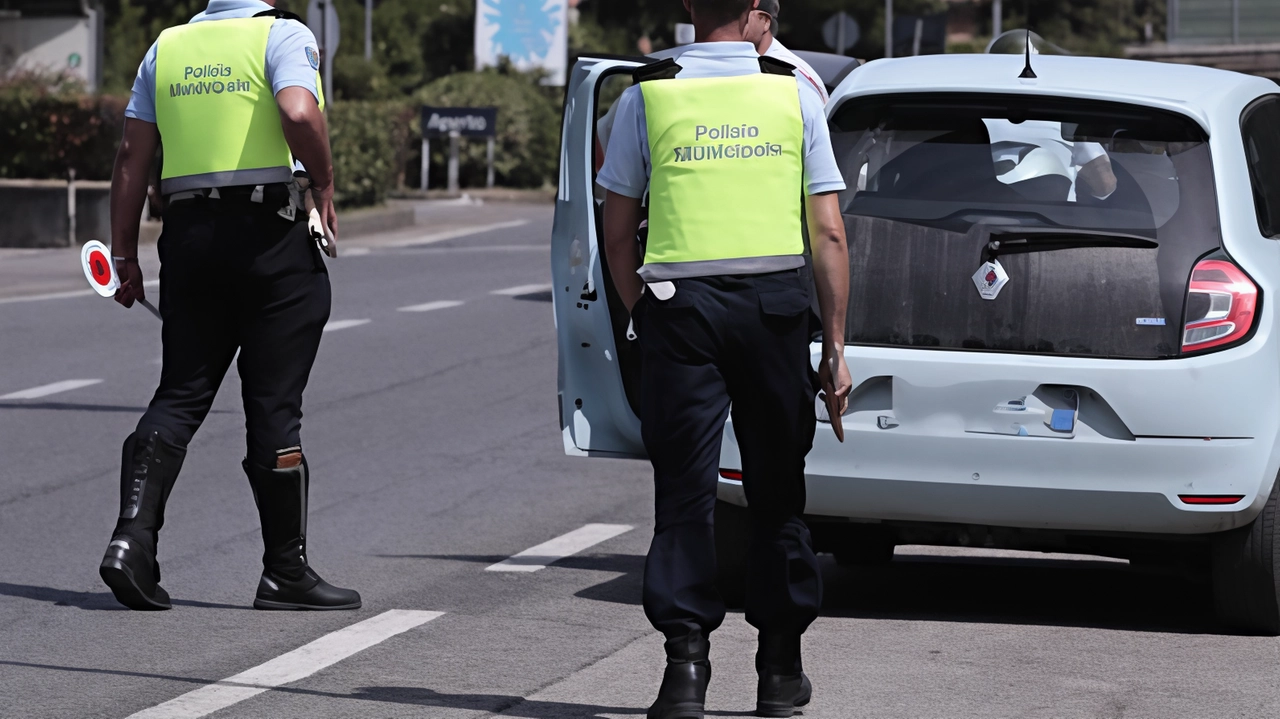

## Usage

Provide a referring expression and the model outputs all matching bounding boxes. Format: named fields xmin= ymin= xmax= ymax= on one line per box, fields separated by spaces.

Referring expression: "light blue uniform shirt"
xmin=124 ymin=0 xmax=321 ymax=124
xmin=597 ymin=42 xmax=846 ymax=200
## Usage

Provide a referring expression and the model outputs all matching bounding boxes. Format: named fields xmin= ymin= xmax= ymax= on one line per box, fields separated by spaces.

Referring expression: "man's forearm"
xmin=603 ymin=191 xmax=645 ymax=312
xmin=806 ymin=193 xmax=849 ymax=351
xmin=281 ymin=112 xmax=333 ymax=189
xmin=110 ymin=119 xmax=160 ymax=258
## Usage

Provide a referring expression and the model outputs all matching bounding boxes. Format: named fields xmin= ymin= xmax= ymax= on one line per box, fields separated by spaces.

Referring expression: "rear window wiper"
xmin=984 ymin=228 xmax=1157 ymax=259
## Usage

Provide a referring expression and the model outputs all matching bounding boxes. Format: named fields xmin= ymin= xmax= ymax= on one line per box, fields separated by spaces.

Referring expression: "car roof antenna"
xmin=1019 ymin=29 xmax=1038 ymax=79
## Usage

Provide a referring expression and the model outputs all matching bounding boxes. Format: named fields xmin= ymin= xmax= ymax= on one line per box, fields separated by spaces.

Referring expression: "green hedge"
xmin=327 ymin=101 xmax=415 ymax=208
xmin=0 ymin=69 xmax=560 ymax=203
xmin=0 ymin=74 xmax=126 ymax=180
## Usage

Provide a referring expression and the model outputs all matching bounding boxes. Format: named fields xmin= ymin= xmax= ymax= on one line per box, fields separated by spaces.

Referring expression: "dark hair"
xmin=689 ymin=0 xmax=756 ymax=26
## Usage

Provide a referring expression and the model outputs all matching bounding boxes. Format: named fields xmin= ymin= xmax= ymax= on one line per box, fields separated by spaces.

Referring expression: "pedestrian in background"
xmin=597 ymin=0 xmax=853 ymax=715
xmin=99 ymin=0 xmax=358 ymax=612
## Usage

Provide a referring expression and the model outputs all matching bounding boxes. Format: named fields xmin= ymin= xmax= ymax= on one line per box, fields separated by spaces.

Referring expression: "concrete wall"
xmin=0 ymin=179 xmax=111 ymax=248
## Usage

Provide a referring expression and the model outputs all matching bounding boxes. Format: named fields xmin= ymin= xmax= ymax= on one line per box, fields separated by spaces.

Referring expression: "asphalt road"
xmin=1 ymin=202 xmax=1277 ymax=718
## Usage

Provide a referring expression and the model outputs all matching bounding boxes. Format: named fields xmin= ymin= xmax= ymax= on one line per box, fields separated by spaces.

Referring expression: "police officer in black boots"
xmin=597 ymin=0 xmax=853 ymax=715
xmin=98 ymin=0 xmax=358 ymax=611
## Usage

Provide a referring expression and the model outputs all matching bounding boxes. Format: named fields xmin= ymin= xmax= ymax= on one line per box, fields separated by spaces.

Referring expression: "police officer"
xmin=597 ymin=0 xmax=852 ymax=716
xmin=98 ymin=0 xmax=359 ymax=612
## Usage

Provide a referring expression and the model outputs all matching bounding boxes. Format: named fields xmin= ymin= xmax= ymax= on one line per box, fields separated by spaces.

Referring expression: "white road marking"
xmin=397 ymin=300 xmax=465 ymax=313
xmin=322 ymin=319 xmax=371 ymax=333
xmin=377 ymin=219 xmax=531 ymax=249
xmin=0 ymin=379 xmax=103 ymax=400
xmin=0 ymin=279 xmax=159 ymax=306
xmin=486 ymin=523 xmax=633 ymax=572
xmin=125 ymin=609 xmax=443 ymax=719
xmin=490 ymin=283 xmax=553 ymax=297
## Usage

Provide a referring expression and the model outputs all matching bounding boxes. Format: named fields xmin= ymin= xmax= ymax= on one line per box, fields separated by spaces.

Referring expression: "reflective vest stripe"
xmin=154 ymin=17 xmax=294 ymax=194
xmin=640 ymin=72 xmax=805 ymax=277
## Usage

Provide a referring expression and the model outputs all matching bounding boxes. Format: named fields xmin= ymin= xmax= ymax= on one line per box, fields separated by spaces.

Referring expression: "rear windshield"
xmin=829 ymin=93 xmax=1221 ymax=358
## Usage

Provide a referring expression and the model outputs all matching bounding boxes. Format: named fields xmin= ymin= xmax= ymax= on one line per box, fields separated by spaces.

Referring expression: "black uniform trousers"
xmin=135 ymin=194 xmax=330 ymax=466
xmin=633 ymin=268 xmax=822 ymax=642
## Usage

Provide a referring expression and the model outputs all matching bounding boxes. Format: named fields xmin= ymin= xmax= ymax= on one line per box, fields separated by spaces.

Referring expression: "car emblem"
xmin=972 ymin=260 xmax=1009 ymax=300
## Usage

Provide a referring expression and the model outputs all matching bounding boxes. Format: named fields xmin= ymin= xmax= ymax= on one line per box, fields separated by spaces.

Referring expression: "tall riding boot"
xmin=99 ymin=430 xmax=186 ymax=610
xmin=244 ymin=454 xmax=361 ymax=610
xmin=755 ymin=633 xmax=811 ymax=718
xmin=648 ymin=633 xmax=711 ymax=719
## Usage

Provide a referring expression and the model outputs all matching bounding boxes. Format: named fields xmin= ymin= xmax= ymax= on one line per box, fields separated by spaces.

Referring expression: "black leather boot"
xmin=647 ymin=633 xmax=711 ymax=719
xmin=99 ymin=430 xmax=186 ymax=611
xmin=755 ymin=633 xmax=811 ymax=718
xmin=245 ymin=454 xmax=360 ymax=610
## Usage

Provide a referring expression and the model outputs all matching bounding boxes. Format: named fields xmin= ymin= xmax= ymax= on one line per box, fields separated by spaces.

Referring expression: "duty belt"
xmin=166 ymin=182 xmax=301 ymax=221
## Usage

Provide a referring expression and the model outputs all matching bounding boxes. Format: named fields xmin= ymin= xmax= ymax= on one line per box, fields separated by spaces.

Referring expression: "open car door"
xmin=553 ymin=56 xmax=646 ymax=458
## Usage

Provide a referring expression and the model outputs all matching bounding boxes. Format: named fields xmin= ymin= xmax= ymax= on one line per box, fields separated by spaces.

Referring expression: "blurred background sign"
xmin=420 ymin=106 xmax=500 ymax=194
xmin=0 ymin=0 xmax=102 ymax=92
xmin=475 ymin=0 xmax=568 ymax=87
xmin=822 ymin=11 xmax=859 ymax=56
xmin=421 ymin=107 xmax=498 ymax=138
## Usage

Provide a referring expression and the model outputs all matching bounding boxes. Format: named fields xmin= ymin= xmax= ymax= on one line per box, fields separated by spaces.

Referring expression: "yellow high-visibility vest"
xmin=154 ymin=16 xmax=312 ymax=194
xmin=640 ymin=71 xmax=805 ymax=278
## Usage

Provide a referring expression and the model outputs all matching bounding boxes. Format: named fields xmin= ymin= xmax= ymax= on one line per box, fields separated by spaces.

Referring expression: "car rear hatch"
xmin=829 ymin=93 xmax=1231 ymax=358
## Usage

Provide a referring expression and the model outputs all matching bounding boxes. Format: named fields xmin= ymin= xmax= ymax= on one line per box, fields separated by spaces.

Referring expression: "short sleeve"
xmin=596 ymin=86 xmax=651 ymax=199
xmin=124 ymin=42 xmax=159 ymax=124
xmin=265 ymin=19 xmax=321 ymax=101
xmin=798 ymin=84 xmax=845 ymax=195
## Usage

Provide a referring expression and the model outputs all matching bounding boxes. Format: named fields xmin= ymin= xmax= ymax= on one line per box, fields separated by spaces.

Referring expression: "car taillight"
xmin=1181 ymin=259 xmax=1258 ymax=353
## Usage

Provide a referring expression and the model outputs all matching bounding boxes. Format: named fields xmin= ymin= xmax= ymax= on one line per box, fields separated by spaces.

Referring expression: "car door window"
xmin=1241 ymin=95 xmax=1280 ymax=238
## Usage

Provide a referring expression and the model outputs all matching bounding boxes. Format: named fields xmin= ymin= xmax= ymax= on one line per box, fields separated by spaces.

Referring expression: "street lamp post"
xmin=365 ymin=0 xmax=373 ymax=61
xmin=885 ymin=0 xmax=893 ymax=58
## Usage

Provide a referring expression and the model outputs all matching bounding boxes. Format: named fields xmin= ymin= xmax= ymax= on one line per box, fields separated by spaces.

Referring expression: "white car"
xmin=552 ymin=50 xmax=1280 ymax=634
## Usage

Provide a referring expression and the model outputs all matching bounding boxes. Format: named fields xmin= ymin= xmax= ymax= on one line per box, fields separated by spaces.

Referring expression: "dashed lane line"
xmin=125 ymin=609 xmax=444 ymax=719
xmin=486 ymin=523 xmax=633 ymax=572
xmin=397 ymin=300 xmax=465 ymax=313
xmin=0 ymin=280 xmax=159 ymax=306
xmin=0 ymin=379 xmax=103 ymax=400
xmin=322 ymin=318 xmax=371 ymax=333
xmin=374 ymin=219 xmax=531 ymax=249
xmin=490 ymin=283 xmax=553 ymax=297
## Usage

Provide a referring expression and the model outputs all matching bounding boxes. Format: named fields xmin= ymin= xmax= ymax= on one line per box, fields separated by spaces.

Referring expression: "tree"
xmin=987 ymin=0 xmax=1165 ymax=57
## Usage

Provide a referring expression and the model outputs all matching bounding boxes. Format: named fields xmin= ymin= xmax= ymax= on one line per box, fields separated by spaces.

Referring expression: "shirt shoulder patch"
xmin=305 ymin=46 xmax=320 ymax=70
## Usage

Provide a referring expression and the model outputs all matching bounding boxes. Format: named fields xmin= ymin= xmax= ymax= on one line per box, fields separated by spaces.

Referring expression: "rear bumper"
xmin=718 ymin=343 xmax=1280 ymax=536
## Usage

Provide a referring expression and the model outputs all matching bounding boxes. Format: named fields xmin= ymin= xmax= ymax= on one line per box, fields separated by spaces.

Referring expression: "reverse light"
xmin=1178 ymin=494 xmax=1245 ymax=505
xmin=1181 ymin=259 xmax=1258 ymax=352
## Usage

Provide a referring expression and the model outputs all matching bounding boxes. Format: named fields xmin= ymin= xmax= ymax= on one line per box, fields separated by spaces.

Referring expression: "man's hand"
xmin=818 ymin=348 xmax=853 ymax=413
xmin=310 ymin=182 xmax=339 ymax=256
xmin=113 ymin=258 xmax=145 ymax=309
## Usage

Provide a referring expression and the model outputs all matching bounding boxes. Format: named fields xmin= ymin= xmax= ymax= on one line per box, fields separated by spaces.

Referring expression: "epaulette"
xmin=633 ymin=58 xmax=682 ymax=83
xmin=253 ymin=9 xmax=305 ymax=22
xmin=758 ymin=55 xmax=797 ymax=76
